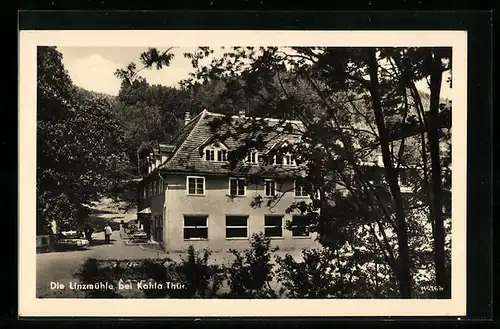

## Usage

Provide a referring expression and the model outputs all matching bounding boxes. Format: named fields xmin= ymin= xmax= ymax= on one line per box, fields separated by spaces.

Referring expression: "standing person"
xmin=104 ymin=223 xmax=112 ymax=244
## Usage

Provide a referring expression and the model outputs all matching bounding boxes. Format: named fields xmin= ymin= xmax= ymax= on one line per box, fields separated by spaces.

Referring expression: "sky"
xmin=57 ymin=47 xmax=199 ymax=95
xmin=57 ymin=46 xmax=453 ymax=100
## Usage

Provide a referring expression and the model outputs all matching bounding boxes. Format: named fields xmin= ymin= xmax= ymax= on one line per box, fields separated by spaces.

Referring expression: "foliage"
xmin=224 ymin=233 xmax=278 ymax=298
xmin=175 ymin=246 xmax=224 ymax=298
xmin=37 ymin=46 xmax=130 ymax=233
xmin=74 ymin=258 xmax=123 ymax=298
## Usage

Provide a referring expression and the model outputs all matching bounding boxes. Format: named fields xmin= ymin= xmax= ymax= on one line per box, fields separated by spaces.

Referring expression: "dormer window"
xmin=245 ymin=150 xmax=259 ymax=164
xmin=270 ymin=140 xmax=296 ymax=166
xmin=218 ymin=150 xmax=228 ymax=162
xmin=205 ymin=149 xmax=215 ymax=161
xmin=203 ymin=142 xmax=229 ymax=162
xmin=273 ymin=153 xmax=295 ymax=166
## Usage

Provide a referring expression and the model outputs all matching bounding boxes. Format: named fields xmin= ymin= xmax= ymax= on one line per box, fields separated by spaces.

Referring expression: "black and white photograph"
xmin=19 ymin=30 xmax=467 ymax=317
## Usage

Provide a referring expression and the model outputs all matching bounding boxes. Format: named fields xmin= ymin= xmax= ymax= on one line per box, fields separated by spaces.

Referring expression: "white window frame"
xmin=291 ymin=215 xmax=311 ymax=238
xmin=264 ymin=179 xmax=277 ymax=197
xmin=294 ymin=180 xmax=308 ymax=198
xmin=264 ymin=215 xmax=284 ymax=239
xmin=204 ymin=148 xmax=216 ymax=161
xmin=186 ymin=176 xmax=205 ymax=196
xmin=272 ymin=154 xmax=295 ymax=166
xmin=183 ymin=215 xmax=209 ymax=241
xmin=283 ymin=153 xmax=296 ymax=166
xmin=203 ymin=143 xmax=229 ymax=162
xmin=229 ymin=178 xmax=246 ymax=197
xmin=245 ymin=150 xmax=259 ymax=164
xmin=225 ymin=215 xmax=249 ymax=240
xmin=217 ymin=149 xmax=228 ymax=162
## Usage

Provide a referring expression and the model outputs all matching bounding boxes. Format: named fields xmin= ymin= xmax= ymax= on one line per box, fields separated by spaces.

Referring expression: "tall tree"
xmin=385 ymin=47 xmax=452 ymax=298
xmin=37 ymin=46 xmax=129 ymax=233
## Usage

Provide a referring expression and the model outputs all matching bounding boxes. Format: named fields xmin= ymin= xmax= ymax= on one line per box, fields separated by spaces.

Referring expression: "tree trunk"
xmin=367 ymin=49 xmax=412 ymax=298
xmin=427 ymin=49 xmax=450 ymax=298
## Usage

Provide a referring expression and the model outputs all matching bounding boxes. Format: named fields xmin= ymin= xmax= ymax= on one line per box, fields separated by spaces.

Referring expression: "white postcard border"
xmin=19 ymin=30 xmax=467 ymax=317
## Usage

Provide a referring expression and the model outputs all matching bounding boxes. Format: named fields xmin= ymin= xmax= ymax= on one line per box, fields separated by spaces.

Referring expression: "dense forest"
xmin=37 ymin=45 xmax=452 ymax=299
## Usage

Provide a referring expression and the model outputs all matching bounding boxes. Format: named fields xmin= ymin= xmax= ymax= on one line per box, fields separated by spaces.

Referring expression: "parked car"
xmin=56 ymin=230 xmax=90 ymax=250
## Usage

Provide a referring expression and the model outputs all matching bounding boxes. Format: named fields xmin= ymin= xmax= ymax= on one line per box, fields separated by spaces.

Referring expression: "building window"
xmin=205 ymin=149 xmax=215 ymax=161
xmin=246 ymin=150 xmax=258 ymax=164
xmin=265 ymin=179 xmax=276 ymax=197
xmin=294 ymin=180 xmax=308 ymax=197
xmin=204 ymin=143 xmax=229 ymax=162
xmin=291 ymin=215 xmax=310 ymax=237
xmin=229 ymin=178 xmax=246 ymax=196
xmin=226 ymin=215 xmax=248 ymax=239
xmin=274 ymin=154 xmax=283 ymax=165
xmin=283 ymin=153 xmax=294 ymax=166
xmin=217 ymin=150 xmax=228 ymax=162
xmin=264 ymin=215 xmax=283 ymax=238
xmin=183 ymin=215 xmax=208 ymax=240
xmin=187 ymin=176 xmax=205 ymax=195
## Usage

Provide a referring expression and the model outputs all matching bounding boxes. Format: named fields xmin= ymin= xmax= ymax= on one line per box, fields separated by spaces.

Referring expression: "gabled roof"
xmin=157 ymin=110 xmax=305 ymax=176
xmin=197 ymin=135 xmax=230 ymax=151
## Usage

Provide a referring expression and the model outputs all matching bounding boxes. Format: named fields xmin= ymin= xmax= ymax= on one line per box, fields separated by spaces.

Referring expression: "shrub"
xmin=275 ymin=248 xmax=341 ymax=298
xmin=175 ymin=245 xmax=223 ymax=298
xmin=74 ymin=258 xmax=123 ymax=298
xmin=224 ymin=233 xmax=278 ymax=298
xmin=136 ymin=258 xmax=174 ymax=298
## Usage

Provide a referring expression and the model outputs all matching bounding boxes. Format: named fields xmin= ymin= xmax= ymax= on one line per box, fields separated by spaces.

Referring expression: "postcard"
xmin=19 ymin=29 xmax=467 ymax=317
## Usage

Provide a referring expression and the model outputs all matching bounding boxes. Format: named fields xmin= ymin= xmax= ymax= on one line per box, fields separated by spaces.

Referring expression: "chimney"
xmin=184 ymin=112 xmax=191 ymax=126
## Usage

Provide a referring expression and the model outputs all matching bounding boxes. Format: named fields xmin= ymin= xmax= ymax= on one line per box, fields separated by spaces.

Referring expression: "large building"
xmin=137 ymin=110 xmax=321 ymax=252
xmin=136 ymin=109 xmax=451 ymax=252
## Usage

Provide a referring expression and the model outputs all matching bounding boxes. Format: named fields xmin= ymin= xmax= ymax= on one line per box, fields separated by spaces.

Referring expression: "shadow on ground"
xmin=89 ymin=239 xmax=117 ymax=246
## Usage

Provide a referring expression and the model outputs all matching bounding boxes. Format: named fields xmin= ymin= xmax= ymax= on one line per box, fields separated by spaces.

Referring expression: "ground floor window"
xmin=291 ymin=215 xmax=310 ymax=237
xmin=225 ymin=215 xmax=248 ymax=239
xmin=183 ymin=215 xmax=208 ymax=240
xmin=264 ymin=215 xmax=283 ymax=238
